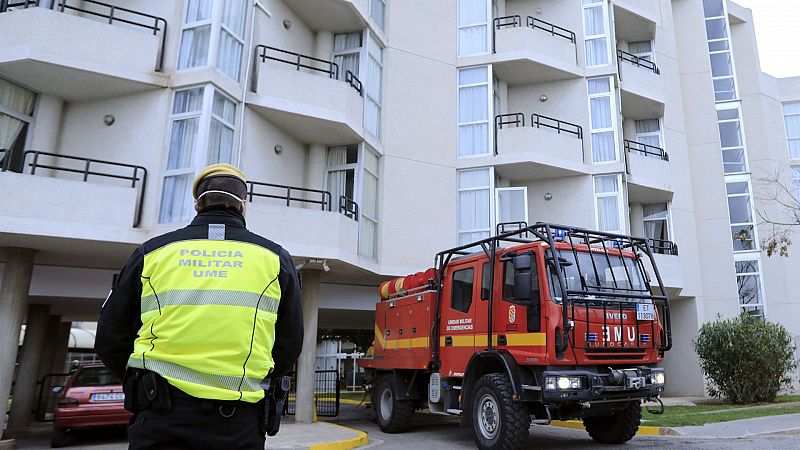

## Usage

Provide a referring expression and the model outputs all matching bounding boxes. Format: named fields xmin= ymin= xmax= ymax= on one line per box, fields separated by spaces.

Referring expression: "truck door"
xmin=439 ymin=263 xmax=479 ymax=378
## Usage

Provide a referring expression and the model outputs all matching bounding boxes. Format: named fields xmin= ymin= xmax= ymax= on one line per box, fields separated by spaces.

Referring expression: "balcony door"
xmin=0 ymin=78 xmax=36 ymax=173
xmin=495 ymin=187 xmax=527 ymax=231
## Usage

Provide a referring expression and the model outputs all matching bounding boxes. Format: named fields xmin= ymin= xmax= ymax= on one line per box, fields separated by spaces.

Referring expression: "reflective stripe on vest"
xmin=129 ymin=237 xmax=282 ymax=403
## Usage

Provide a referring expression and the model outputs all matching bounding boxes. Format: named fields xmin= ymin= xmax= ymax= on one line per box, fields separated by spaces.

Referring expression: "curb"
xmin=0 ymin=439 xmax=15 ymax=450
xmin=308 ymin=423 xmax=368 ymax=450
xmin=548 ymin=420 xmax=680 ymax=436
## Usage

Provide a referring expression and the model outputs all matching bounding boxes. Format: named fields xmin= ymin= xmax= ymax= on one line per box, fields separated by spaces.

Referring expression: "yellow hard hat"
xmin=192 ymin=163 xmax=247 ymax=199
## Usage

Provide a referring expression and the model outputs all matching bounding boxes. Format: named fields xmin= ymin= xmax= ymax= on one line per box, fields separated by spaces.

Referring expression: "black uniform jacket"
xmin=95 ymin=207 xmax=304 ymax=381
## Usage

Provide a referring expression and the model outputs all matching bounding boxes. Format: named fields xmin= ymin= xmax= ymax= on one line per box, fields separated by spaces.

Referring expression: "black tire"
xmin=373 ymin=374 xmax=414 ymax=433
xmin=50 ymin=427 xmax=73 ymax=448
xmin=470 ymin=373 xmax=530 ymax=450
xmin=583 ymin=401 xmax=641 ymax=444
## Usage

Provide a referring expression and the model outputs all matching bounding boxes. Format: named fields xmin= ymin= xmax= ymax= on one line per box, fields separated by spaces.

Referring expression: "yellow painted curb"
xmin=308 ymin=423 xmax=369 ymax=450
xmin=548 ymin=420 xmax=672 ymax=436
xmin=340 ymin=398 xmax=367 ymax=405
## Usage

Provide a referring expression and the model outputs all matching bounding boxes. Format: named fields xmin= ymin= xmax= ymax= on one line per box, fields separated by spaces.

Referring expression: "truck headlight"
xmin=545 ymin=376 xmax=584 ymax=390
xmin=653 ymin=372 xmax=665 ymax=385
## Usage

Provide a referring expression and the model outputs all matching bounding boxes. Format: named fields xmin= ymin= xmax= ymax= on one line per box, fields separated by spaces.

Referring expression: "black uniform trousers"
xmin=128 ymin=396 xmax=265 ymax=450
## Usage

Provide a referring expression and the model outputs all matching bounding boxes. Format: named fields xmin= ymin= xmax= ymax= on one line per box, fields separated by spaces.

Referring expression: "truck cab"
xmin=359 ymin=223 xmax=671 ymax=449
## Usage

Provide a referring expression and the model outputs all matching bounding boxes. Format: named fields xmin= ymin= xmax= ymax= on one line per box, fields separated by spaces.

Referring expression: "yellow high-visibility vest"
xmin=127 ymin=238 xmax=282 ymax=403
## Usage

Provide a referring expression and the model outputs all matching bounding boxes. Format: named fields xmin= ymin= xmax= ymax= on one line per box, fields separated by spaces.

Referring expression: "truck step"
xmin=446 ymin=409 xmax=463 ymax=415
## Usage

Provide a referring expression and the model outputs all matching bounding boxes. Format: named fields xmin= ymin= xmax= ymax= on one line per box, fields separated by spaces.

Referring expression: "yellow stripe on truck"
xmin=440 ymin=333 xmax=546 ymax=347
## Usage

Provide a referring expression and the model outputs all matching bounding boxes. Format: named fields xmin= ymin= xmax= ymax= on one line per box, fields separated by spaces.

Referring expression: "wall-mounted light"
xmin=536 ymin=7 xmax=543 ymax=15
xmin=283 ymin=19 xmax=292 ymax=29
xmin=539 ymin=94 xmax=548 ymax=102
xmin=103 ymin=114 xmax=115 ymax=126
xmin=274 ymin=144 xmax=283 ymax=155
xmin=544 ymin=192 xmax=553 ymax=201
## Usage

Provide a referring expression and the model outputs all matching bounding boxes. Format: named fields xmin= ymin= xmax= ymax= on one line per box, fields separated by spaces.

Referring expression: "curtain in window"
xmin=370 ymin=0 xmax=385 ymax=30
xmin=167 ymin=119 xmax=198 ymax=170
xmin=642 ymin=203 xmax=668 ymax=241
xmin=635 ymin=119 xmax=661 ymax=149
xmin=583 ymin=3 xmax=607 ymax=66
xmin=595 ymin=175 xmax=620 ymax=232
xmin=207 ymin=120 xmax=233 ymax=165
xmin=217 ymin=31 xmax=243 ymax=80
xmin=360 ymin=152 xmax=379 ymax=258
xmin=333 ymin=32 xmax=361 ymax=81
xmin=791 ymin=166 xmax=800 ymax=202
xmin=185 ymin=0 xmax=212 ymax=22
xmin=585 ymin=39 xmax=608 ymax=66
xmin=628 ymin=41 xmax=652 ymax=60
xmin=587 ymin=77 xmax=610 ymax=94
xmin=783 ymin=103 xmax=800 ymax=158
xmin=160 ymin=174 xmax=194 ymax=223
xmin=0 ymin=79 xmax=36 ymax=149
xmin=365 ymin=36 xmax=383 ymax=139
xmin=222 ymin=0 xmax=246 ymax=36
xmin=458 ymin=169 xmax=491 ymax=244
xmin=178 ymin=26 xmax=211 ymax=69
xmin=458 ymin=0 xmax=487 ymax=56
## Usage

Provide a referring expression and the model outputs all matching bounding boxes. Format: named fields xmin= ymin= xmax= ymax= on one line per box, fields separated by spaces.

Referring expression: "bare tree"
xmin=753 ymin=163 xmax=800 ymax=257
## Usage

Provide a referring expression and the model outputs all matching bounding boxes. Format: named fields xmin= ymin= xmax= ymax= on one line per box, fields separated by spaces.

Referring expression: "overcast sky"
xmin=731 ymin=0 xmax=800 ymax=78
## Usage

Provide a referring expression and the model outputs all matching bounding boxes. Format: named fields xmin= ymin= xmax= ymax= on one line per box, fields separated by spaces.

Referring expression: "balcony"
xmin=284 ymin=0 xmax=370 ymax=33
xmin=624 ymin=140 xmax=673 ymax=200
xmin=246 ymin=45 xmax=365 ymax=145
xmin=491 ymin=113 xmax=588 ymax=179
xmin=0 ymin=1 xmax=168 ymax=100
xmin=0 ymin=150 xmax=146 ymax=242
xmin=487 ymin=15 xmax=581 ymax=84
xmin=243 ymin=181 xmax=361 ymax=261
xmin=651 ymin=251 xmax=683 ymax=296
xmin=618 ymin=50 xmax=665 ymax=109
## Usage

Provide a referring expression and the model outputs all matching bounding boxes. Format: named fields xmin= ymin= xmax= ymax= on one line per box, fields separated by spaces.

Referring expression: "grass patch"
xmin=642 ymin=396 xmax=800 ymax=427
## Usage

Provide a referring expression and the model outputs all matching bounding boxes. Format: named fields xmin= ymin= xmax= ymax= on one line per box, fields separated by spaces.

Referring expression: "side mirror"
xmin=512 ymin=254 xmax=539 ymax=304
xmin=52 ymin=386 xmax=64 ymax=394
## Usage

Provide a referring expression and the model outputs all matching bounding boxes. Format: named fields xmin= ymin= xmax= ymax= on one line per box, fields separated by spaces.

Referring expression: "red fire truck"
xmin=359 ymin=223 xmax=671 ymax=449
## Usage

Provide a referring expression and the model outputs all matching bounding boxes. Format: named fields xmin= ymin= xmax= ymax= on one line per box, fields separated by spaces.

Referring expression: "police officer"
xmin=96 ymin=164 xmax=303 ymax=449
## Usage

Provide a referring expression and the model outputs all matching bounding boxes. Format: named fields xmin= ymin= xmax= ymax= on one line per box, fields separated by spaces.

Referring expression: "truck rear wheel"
xmin=471 ymin=373 xmax=530 ymax=450
xmin=373 ymin=374 xmax=414 ymax=433
xmin=583 ymin=401 xmax=641 ymax=444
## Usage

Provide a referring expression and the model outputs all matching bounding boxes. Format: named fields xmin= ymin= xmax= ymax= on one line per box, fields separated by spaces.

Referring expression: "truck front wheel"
xmin=583 ymin=401 xmax=641 ymax=444
xmin=471 ymin=373 xmax=530 ymax=450
xmin=373 ymin=374 xmax=414 ymax=433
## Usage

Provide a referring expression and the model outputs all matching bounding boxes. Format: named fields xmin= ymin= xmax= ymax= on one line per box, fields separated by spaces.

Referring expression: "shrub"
xmin=693 ymin=312 xmax=797 ymax=404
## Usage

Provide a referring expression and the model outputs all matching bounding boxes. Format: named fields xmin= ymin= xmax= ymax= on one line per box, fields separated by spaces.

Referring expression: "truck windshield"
xmin=549 ymin=249 xmax=648 ymax=302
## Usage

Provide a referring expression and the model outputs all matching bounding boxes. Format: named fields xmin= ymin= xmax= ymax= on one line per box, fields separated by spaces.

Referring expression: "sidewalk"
xmin=265 ymin=421 xmax=368 ymax=450
xmin=672 ymin=413 xmax=800 ymax=438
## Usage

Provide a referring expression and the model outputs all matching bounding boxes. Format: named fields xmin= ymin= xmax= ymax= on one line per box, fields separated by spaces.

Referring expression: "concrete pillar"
xmin=50 ymin=321 xmax=73 ymax=374
xmin=0 ymin=248 xmax=35 ymax=439
xmin=305 ymin=144 xmax=328 ymax=209
xmin=295 ymin=269 xmax=321 ymax=424
xmin=313 ymin=30 xmax=334 ymax=64
xmin=29 ymin=94 xmax=64 ymax=154
xmin=36 ymin=315 xmax=62 ymax=382
xmin=7 ymin=304 xmax=51 ymax=434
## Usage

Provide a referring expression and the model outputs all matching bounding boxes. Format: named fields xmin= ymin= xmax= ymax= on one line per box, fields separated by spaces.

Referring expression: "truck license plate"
xmin=636 ymin=304 xmax=655 ymax=321
xmin=91 ymin=392 xmax=124 ymax=401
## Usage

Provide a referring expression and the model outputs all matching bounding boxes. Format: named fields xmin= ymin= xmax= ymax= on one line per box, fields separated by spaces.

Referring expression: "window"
xmin=588 ymin=77 xmax=617 ymax=163
xmin=594 ymin=174 xmax=623 ymax=233
xmin=365 ymin=33 xmax=383 ymax=140
xmin=495 ymin=187 xmax=527 ymax=228
xmin=459 ymin=66 xmax=491 ymax=157
xmin=726 ymin=179 xmax=757 ymax=251
xmin=793 ymin=166 xmax=800 ymax=206
xmin=735 ymin=257 xmax=765 ymax=317
xmin=643 ymin=203 xmax=670 ymax=252
xmin=160 ymin=86 xmax=238 ymax=223
xmin=451 ymin=268 xmax=475 ymax=313
xmin=582 ymin=0 xmax=610 ymax=66
xmin=360 ymin=149 xmax=380 ymax=258
xmin=370 ymin=0 xmax=385 ymax=31
xmin=326 ymin=145 xmax=358 ymax=208
xmin=458 ymin=168 xmax=492 ymax=245
xmin=458 ymin=0 xmax=489 ymax=56
xmin=716 ymin=106 xmax=748 ymax=174
xmin=333 ymin=32 xmax=362 ymax=82
xmin=628 ymin=41 xmax=654 ymax=61
xmin=502 ymin=261 xmax=514 ymax=301
xmin=702 ymin=0 xmax=737 ymax=101
xmin=481 ymin=262 xmax=491 ymax=300
xmin=178 ymin=0 xmax=248 ymax=81
xmin=0 ymin=77 xmax=36 ymax=173
xmin=783 ymin=102 xmax=800 ymax=159
xmin=635 ymin=119 xmax=662 ymax=151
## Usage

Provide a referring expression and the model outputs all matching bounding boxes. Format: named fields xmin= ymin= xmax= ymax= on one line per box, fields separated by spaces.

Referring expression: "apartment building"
xmin=1 ymin=0 xmax=799 ymax=433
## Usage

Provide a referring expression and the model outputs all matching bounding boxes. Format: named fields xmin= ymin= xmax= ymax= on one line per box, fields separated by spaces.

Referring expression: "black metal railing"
xmin=339 ymin=195 xmax=359 ymax=221
xmin=624 ymin=139 xmax=669 ymax=161
xmin=492 ymin=14 xmax=576 ymax=53
xmin=617 ymin=49 xmax=660 ymax=75
xmin=35 ymin=373 xmax=71 ymax=422
xmin=345 ymin=70 xmax=363 ymax=96
xmin=493 ymin=112 xmax=582 ymax=155
xmin=13 ymin=150 xmax=147 ymax=227
xmin=284 ymin=370 xmax=340 ymax=418
xmin=246 ymin=180 xmax=359 ymax=221
xmin=647 ymin=238 xmax=678 ymax=256
xmin=0 ymin=0 xmax=167 ymax=72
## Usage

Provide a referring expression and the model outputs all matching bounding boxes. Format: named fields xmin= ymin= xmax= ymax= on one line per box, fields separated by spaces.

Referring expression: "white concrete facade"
xmin=0 ymin=0 xmax=798 ymax=406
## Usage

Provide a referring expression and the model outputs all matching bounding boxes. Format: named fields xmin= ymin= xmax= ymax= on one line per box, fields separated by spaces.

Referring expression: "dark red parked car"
xmin=51 ymin=364 xmax=132 ymax=447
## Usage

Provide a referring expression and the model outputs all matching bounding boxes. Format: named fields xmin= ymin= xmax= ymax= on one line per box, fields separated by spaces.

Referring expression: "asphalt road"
xmin=12 ymin=407 xmax=800 ymax=449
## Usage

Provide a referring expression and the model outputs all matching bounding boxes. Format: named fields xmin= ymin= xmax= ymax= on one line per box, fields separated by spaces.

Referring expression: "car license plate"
xmin=92 ymin=392 xmax=124 ymax=401
xmin=636 ymin=303 xmax=655 ymax=321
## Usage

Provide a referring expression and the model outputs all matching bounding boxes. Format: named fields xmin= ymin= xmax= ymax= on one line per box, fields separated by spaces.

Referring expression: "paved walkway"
xmin=673 ymin=412 xmax=800 ymax=438
xmin=265 ymin=421 xmax=368 ymax=450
